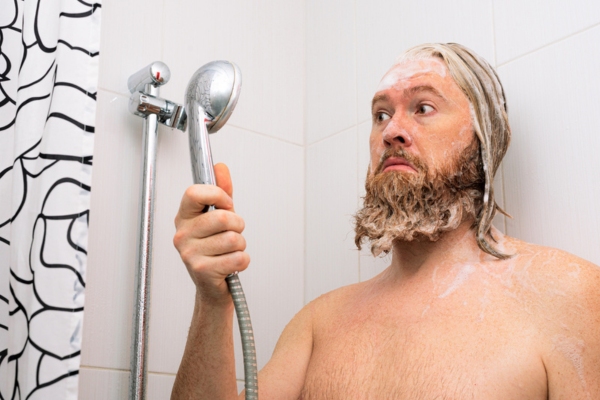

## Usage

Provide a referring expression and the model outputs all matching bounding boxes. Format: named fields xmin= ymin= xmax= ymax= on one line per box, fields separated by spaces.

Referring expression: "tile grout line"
xmin=80 ymin=365 xmax=130 ymax=373
xmin=302 ymin=0 xmax=308 ymax=306
xmin=80 ymin=365 xmax=178 ymax=378
xmin=160 ymin=0 xmax=166 ymax=62
xmin=148 ymin=371 xmax=177 ymax=377
xmin=490 ymin=0 xmax=498 ymax=68
xmin=490 ymin=0 xmax=508 ymax=234
xmin=353 ymin=0 xmax=362 ymax=283
xmin=226 ymin=124 xmax=304 ymax=148
xmin=97 ymin=87 xmax=128 ymax=97
xmin=497 ymin=21 xmax=600 ymax=68
xmin=306 ymin=123 xmax=359 ymax=149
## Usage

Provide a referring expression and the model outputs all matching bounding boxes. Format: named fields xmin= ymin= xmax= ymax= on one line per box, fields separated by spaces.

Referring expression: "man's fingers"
xmin=215 ymin=163 xmax=233 ymax=199
xmin=182 ymin=250 xmax=251 ymax=282
xmin=174 ymin=210 xmax=245 ymax=245
xmin=184 ymin=230 xmax=247 ymax=257
xmin=177 ymin=184 xmax=233 ymax=220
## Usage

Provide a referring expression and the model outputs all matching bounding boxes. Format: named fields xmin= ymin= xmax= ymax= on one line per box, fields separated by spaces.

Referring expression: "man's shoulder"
xmin=507 ymin=241 xmax=600 ymax=396
xmin=509 ymin=239 xmax=600 ymax=324
xmin=511 ymin=240 xmax=599 ymax=286
xmin=307 ymin=280 xmax=371 ymax=313
xmin=301 ymin=279 xmax=384 ymax=329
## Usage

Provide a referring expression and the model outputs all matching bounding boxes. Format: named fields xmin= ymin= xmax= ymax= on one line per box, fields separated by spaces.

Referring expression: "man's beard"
xmin=354 ymin=138 xmax=484 ymax=256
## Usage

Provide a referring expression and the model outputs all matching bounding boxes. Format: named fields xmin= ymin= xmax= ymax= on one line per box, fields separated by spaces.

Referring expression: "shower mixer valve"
xmin=127 ymin=61 xmax=188 ymax=131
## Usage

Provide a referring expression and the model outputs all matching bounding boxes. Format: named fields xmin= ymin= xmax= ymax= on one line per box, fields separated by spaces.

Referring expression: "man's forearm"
xmin=171 ymin=293 xmax=238 ymax=400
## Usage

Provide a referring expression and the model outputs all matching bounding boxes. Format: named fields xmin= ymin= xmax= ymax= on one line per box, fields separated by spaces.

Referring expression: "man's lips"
xmin=382 ymin=157 xmax=417 ymax=173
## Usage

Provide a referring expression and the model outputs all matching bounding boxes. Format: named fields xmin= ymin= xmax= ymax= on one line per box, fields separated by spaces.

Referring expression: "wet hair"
xmin=395 ymin=43 xmax=512 ymax=259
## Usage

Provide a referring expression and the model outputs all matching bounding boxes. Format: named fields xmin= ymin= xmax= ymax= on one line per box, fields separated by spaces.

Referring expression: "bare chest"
xmin=300 ymin=300 xmax=547 ymax=400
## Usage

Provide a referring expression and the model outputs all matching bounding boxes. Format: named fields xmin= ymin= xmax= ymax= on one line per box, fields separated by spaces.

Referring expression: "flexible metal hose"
xmin=226 ymin=273 xmax=258 ymax=399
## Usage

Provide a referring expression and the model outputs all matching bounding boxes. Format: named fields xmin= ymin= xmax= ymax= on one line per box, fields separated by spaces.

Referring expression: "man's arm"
xmin=170 ymin=164 xmax=314 ymax=399
xmin=171 ymin=294 xmax=238 ymax=399
xmin=241 ymin=301 xmax=314 ymax=399
xmin=171 ymin=164 xmax=248 ymax=399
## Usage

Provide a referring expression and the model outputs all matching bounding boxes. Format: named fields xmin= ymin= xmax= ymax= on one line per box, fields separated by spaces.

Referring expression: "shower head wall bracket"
xmin=129 ymin=91 xmax=187 ymax=131
xmin=128 ymin=61 xmax=188 ymax=131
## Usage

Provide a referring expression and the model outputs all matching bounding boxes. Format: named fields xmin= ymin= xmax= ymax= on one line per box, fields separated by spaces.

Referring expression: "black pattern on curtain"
xmin=0 ymin=0 xmax=101 ymax=398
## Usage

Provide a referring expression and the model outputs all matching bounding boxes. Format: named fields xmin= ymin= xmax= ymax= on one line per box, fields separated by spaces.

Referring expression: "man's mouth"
xmin=382 ymin=157 xmax=417 ymax=173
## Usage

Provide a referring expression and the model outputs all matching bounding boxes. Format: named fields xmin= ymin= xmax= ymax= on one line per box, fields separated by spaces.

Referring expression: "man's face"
xmin=369 ymin=57 xmax=474 ymax=176
xmin=354 ymin=57 xmax=485 ymax=255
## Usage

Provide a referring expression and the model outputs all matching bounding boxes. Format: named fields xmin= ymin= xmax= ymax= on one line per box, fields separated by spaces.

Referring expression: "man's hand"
xmin=173 ymin=163 xmax=250 ymax=304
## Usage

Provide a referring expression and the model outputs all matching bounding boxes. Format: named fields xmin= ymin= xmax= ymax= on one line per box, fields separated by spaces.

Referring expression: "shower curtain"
xmin=0 ymin=0 xmax=101 ymax=398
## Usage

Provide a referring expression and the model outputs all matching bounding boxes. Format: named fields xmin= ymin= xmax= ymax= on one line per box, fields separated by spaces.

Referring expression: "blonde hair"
xmin=396 ymin=43 xmax=511 ymax=259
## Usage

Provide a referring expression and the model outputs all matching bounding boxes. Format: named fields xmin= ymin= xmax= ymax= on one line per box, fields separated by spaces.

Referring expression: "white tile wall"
xmin=498 ymin=26 xmax=600 ymax=265
xmin=305 ymin=127 xmax=360 ymax=302
xmin=82 ymin=91 xmax=143 ymax=370
xmin=98 ymin=0 xmax=164 ymax=94
xmin=306 ymin=0 xmax=356 ymax=144
xmin=493 ymin=0 xmax=600 ymax=65
xmin=355 ymin=0 xmax=496 ymax=123
xmin=211 ymin=128 xmax=305 ymax=377
xmin=78 ymin=368 xmax=176 ymax=399
xmin=147 ymin=373 xmax=176 ymax=400
xmin=161 ymin=0 xmax=305 ymax=145
xmin=78 ymin=367 xmax=129 ymax=399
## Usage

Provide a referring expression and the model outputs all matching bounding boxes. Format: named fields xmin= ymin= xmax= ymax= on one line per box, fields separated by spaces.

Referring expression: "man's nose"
xmin=382 ymin=120 xmax=413 ymax=148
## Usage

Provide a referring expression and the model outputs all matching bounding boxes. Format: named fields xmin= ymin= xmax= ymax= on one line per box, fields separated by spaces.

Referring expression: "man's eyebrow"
xmin=371 ymin=93 xmax=390 ymax=110
xmin=371 ymin=93 xmax=389 ymax=110
xmin=404 ymin=85 xmax=447 ymax=102
xmin=371 ymin=85 xmax=448 ymax=111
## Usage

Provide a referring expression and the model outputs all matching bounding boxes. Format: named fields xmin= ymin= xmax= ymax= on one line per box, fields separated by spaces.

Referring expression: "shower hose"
xmin=226 ymin=272 xmax=258 ymax=400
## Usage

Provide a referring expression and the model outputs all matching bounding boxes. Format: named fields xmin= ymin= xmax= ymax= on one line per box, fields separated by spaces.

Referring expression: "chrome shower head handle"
xmin=184 ymin=61 xmax=258 ymax=400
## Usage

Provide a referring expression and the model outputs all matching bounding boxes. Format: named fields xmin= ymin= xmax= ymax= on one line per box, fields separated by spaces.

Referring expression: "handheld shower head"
xmin=184 ymin=61 xmax=258 ymax=399
xmin=185 ymin=60 xmax=242 ymax=186
xmin=185 ymin=60 xmax=242 ymax=134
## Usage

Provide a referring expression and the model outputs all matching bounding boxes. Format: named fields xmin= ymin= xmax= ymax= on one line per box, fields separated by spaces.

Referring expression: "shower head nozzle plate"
xmin=185 ymin=60 xmax=242 ymax=133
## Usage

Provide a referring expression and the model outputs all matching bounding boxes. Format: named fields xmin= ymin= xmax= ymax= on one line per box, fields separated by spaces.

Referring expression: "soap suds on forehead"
xmin=377 ymin=58 xmax=448 ymax=92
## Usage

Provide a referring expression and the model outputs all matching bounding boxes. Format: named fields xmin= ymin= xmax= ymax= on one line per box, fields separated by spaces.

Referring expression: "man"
xmin=171 ymin=43 xmax=600 ymax=399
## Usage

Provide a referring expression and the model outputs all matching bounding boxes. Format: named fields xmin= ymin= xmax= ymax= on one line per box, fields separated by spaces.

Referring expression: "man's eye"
xmin=376 ymin=112 xmax=391 ymax=122
xmin=416 ymin=104 xmax=434 ymax=114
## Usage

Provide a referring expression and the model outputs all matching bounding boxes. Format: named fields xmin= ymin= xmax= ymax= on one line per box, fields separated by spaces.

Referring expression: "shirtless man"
xmin=171 ymin=43 xmax=600 ymax=399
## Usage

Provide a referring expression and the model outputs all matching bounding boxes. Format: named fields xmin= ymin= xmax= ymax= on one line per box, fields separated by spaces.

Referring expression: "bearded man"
xmin=171 ymin=43 xmax=600 ymax=399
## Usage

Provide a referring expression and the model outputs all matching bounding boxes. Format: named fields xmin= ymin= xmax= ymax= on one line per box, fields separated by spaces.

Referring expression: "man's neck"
xmin=387 ymin=220 xmax=491 ymax=283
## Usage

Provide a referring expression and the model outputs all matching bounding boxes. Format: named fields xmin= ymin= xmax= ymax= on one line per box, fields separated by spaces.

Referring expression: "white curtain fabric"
xmin=0 ymin=0 xmax=101 ymax=398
